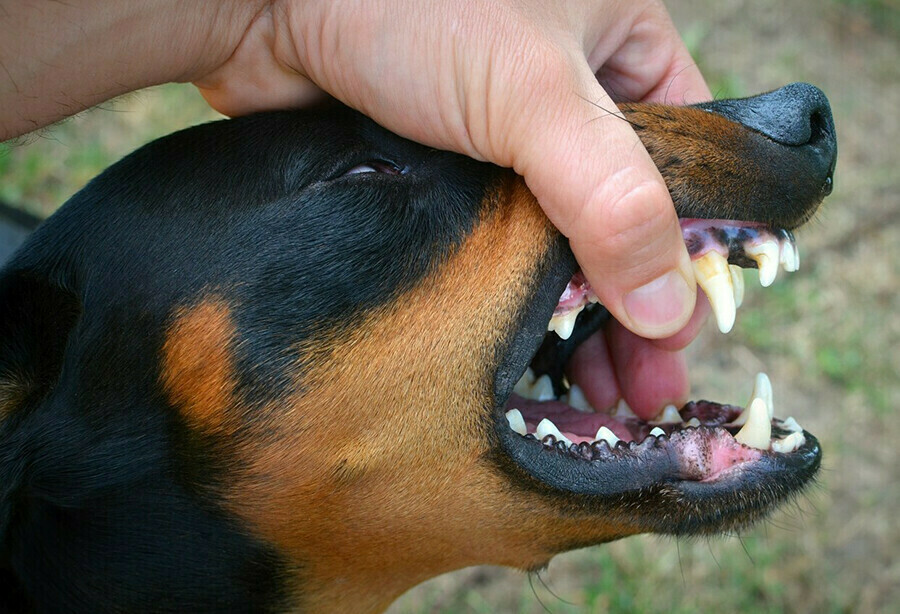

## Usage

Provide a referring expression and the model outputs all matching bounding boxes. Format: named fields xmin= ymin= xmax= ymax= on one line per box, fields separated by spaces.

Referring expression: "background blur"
xmin=1 ymin=0 xmax=897 ymax=612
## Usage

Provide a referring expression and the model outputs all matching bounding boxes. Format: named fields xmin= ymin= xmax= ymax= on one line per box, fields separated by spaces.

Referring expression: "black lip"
xmin=489 ymin=238 xmax=822 ymax=530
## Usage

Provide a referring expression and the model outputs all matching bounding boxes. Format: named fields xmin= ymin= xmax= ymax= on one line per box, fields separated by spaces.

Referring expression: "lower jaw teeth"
xmin=505 ymin=371 xmax=807 ymax=455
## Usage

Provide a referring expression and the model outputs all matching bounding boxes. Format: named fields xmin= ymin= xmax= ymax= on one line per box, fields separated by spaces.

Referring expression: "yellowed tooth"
xmin=686 ymin=417 xmax=701 ymax=428
xmin=652 ymin=404 xmax=682 ymax=424
xmin=781 ymin=416 xmax=803 ymax=433
xmin=505 ymin=409 xmax=527 ymax=436
xmin=771 ymin=431 xmax=805 ymax=453
xmin=536 ymin=418 xmax=571 ymax=445
xmin=594 ymin=426 xmax=620 ymax=446
xmin=567 ymin=384 xmax=594 ymax=413
xmin=746 ymin=241 xmax=779 ymax=287
xmin=734 ymin=398 xmax=772 ymax=450
xmin=692 ymin=251 xmax=737 ymax=333
xmin=547 ymin=305 xmax=582 ymax=340
xmin=729 ymin=264 xmax=745 ymax=308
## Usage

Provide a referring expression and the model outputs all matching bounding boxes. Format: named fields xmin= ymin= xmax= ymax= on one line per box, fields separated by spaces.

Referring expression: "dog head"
xmin=0 ymin=83 xmax=836 ymax=612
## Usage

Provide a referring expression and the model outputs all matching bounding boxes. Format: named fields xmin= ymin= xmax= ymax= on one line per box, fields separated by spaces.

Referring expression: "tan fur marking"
xmin=221 ymin=177 xmax=629 ymax=612
xmin=0 ymin=370 xmax=29 ymax=419
xmin=161 ymin=298 xmax=237 ymax=435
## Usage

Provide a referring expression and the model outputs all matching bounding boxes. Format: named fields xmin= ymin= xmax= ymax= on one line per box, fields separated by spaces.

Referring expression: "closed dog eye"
xmin=343 ymin=159 xmax=408 ymax=177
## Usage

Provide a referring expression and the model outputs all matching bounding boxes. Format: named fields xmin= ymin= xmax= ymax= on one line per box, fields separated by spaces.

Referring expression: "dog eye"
xmin=343 ymin=160 xmax=407 ymax=176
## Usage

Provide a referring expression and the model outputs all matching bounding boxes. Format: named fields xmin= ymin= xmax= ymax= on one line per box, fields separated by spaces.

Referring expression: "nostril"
xmin=806 ymin=109 xmax=828 ymax=146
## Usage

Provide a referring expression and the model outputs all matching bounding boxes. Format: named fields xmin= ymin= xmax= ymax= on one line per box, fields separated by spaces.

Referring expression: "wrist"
xmin=0 ymin=0 xmax=268 ymax=140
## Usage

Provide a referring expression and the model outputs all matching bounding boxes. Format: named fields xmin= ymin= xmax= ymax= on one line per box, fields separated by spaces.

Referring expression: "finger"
xmin=651 ymin=291 xmax=711 ymax=352
xmin=593 ymin=2 xmax=712 ymax=105
xmin=506 ymin=44 xmax=696 ymax=339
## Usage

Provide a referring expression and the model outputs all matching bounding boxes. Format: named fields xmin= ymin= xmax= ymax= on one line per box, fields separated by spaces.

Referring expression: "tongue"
xmin=567 ymin=297 xmax=711 ymax=421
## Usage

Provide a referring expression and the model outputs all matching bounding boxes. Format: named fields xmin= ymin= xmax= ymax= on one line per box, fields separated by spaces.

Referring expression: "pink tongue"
xmin=566 ymin=301 xmax=712 ymax=421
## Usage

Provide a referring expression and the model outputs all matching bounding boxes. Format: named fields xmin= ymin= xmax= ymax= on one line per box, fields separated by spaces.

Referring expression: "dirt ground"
xmin=1 ymin=0 xmax=898 ymax=612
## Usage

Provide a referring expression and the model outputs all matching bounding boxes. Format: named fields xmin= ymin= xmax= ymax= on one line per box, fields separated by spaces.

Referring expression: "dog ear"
xmin=0 ymin=270 xmax=81 ymax=421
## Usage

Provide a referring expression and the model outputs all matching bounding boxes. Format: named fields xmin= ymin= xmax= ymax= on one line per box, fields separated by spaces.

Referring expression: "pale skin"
xmin=0 ymin=0 xmax=712 ymax=412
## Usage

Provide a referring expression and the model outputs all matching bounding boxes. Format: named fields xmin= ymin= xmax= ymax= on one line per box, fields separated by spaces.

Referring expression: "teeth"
xmin=692 ymin=251 xmax=737 ymax=333
xmin=733 ymin=372 xmax=774 ymax=426
xmin=593 ymin=426 xmax=620 ymax=446
xmin=746 ymin=240 xmax=780 ymax=287
xmin=771 ymin=431 xmax=805 ymax=453
xmin=685 ymin=417 xmax=701 ymax=428
xmin=567 ymin=384 xmax=594 ymax=413
xmin=780 ymin=416 xmax=803 ymax=433
xmin=780 ymin=241 xmax=800 ymax=272
xmin=547 ymin=306 xmax=583 ymax=339
xmin=536 ymin=418 xmax=571 ymax=445
xmin=734 ymin=398 xmax=772 ymax=450
xmin=729 ymin=264 xmax=745 ymax=308
xmin=652 ymin=404 xmax=682 ymax=424
xmin=649 ymin=427 xmax=665 ymax=437
xmin=531 ymin=374 xmax=555 ymax=401
xmin=505 ymin=409 xmax=527 ymax=436
xmin=512 ymin=368 xmax=536 ymax=398
xmin=613 ymin=398 xmax=637 ymax=419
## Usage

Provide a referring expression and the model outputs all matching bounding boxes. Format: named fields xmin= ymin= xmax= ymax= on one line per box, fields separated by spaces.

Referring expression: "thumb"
xmin=508 ymin=46 xmax=695 ymax=339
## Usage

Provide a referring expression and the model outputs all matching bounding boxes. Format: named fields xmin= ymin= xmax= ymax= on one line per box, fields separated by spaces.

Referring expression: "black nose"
xmin=696 ymin=82 xmax=837 ymax=196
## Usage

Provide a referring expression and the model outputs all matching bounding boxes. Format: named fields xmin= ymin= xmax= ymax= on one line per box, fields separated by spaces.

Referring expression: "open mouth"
xmin=494 ymin=219 xmax=821 ymax=534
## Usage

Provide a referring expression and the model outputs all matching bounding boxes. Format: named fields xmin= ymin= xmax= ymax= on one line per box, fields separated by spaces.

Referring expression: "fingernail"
xmin=623 ymin=267 xmax=695 ymax=338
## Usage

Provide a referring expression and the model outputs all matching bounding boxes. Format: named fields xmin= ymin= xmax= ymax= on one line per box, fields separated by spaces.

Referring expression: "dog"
xmin=0 ymin=82 xmax=836 ymax=612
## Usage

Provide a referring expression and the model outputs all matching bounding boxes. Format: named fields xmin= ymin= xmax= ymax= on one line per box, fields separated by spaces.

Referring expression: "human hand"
xmin=194 ymin=0 xmax=712 ymax=417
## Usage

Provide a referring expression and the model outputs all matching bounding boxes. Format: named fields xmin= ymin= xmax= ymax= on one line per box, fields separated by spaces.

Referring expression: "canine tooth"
xmin=649 ymin=427 xmax=665 ymax=437
xmin=733 ymin=372 xmax=774 ymax=426
xmin=686 ymin=417 xmax=701 ymax=428
xmin=734 ymin=398 xmax=772 ymax=450
xmin=505 ymin=409 xmax=527 ymax=436
xmin=548 ymin=306 xmax=582 ymax=340
xmin=729 ymin=264 xmax=745 ymax=308
xmin=771 ymin=432 xmax=805 ymax=453
xmin=746 ymin=241 xmax=779 ymax=287
xmin=532 ymin=374 xmax=556 ymax=402
xmin=692 ymin=251 xmax=737 ymax=333
xmin=536 ymin=418 xmax=571 ymax=445
xmin=512 ymin=367 xmax=536 ymax=397
xmin=652 ymin=404 xmax=682 ymax=424
xmin=567 ymin=384 xmax=594 ymax=413
xmin=781 ymin=416 xmax=803 ymax=433
xmin=593 ymin=426 xmax=620 ymax=446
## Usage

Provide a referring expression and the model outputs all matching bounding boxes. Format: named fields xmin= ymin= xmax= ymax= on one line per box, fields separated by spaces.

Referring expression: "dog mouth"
xmin=494 ymin=219 xmax=821 ymax=534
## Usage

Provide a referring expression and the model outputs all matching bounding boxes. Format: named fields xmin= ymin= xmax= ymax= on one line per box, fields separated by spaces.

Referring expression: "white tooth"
xmin=613 ymin=398 xmax=637 ymax=419
xmin=512 ymin=368 xmax=536 ymax=397
xmin=780 ymin=416 xmax=803 ymax=433
xmin=536 ymin=418 xmax=571 ymax=445
xmin=567 ymin=384 xmax=594 ymax=413
xmin=649 ymin=427 xmax=665 ymax=437
xmin=547 ymin=306 xmax=583 ymax=340
xmin=780 ymin=241 xmax=799 ymax=272
xmin=692 ymin=251 xmax=737 ymax=333
xmin=505 ymin=409 xmax=527 ymax=436
xmin=587 ymin=290 xmax=600 ymax=304
xmin=746 ymin=241 xmax=779 ymax=287
xmin=686 ymin=417 xmax=701 ymax=428
xmin=793 ymin=243 xmax=800 ymax=271
xmin=729 ymin=264 xmax=745 ymax=308
xmin=734 ymin=398 xmax=772 ymax=450
xmin=771 ymin=432 xmax=805 ymax=453
xmin=593 ymin=426 xmax=620 ymax=446
xmin=532 ymin=374 xmax=556 ymax=401
xmin=731 ymin=372 xmax=775 ymax=426
xmin=652 ymin=404 xmax=682 ymax=424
